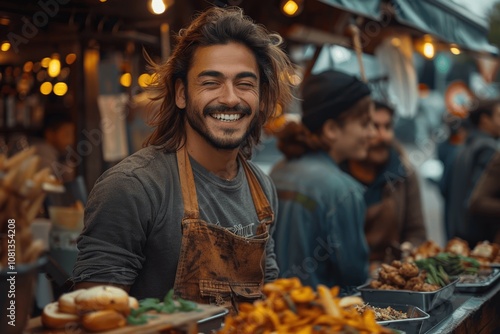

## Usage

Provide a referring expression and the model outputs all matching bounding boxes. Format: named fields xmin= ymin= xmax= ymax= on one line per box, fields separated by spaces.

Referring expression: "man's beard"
xmin=368 ymin=142 xmax=391 ymax=165
xmin=185 ymin=100 xmax=257 ymax=150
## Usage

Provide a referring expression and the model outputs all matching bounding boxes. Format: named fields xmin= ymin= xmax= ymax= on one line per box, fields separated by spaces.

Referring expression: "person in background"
xmin=270 ymin=70 xmax=375 ymax=293
xmin=436 ymin=116 xmax=468 ymax=240
xmin=468 ymin=152 xmax=500 ymax=244
xmin=343 ymin=101 xmax=427 ymax=270
xmin=448 ymin=99 xmax=500 ymax=246
xmin=71 ymin=6 xmax=295 ymax=310
xmin=32 ymin=111 xmax=76 ymax=183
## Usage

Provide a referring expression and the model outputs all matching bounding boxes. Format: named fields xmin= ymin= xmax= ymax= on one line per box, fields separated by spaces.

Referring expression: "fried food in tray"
xmin=406 ymin=238 xmax=500 ymax=268
xmin=369 ymin=261 xmax=441 ymax=292
xmin=218 ymin=277 xmax=393 ymax=334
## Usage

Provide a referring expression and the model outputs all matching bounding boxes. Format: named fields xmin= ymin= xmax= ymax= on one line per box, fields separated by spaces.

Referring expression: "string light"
xmin=450 ymin=45 xmax=461 ymax=55
xmin=1 ymin=42 xmax=10 ymax=52
xmin=281 ymin=0 xmax=303 ymax=17
xmin=423 ymin=42 xmax=435 ymax=59
xmin=48 ymin=54 xmax=61 ymax=77
xmin=149 ymin=0 xmax=166 ymax=15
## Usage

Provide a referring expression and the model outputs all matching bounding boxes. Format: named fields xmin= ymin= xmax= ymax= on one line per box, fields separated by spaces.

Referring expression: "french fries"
xmin=218 ymin=278 xmax=393 ymax=334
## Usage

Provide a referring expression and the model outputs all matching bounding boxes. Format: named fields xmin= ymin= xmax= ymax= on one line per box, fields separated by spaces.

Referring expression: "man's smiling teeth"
xmin=211 ymin=113 xmax=243 ymax=122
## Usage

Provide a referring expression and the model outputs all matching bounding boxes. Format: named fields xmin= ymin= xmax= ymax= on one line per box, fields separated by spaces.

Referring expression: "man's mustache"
xmin=204 ymin=104 xmax=251 ymax=116
xmin=370 ymin=143 xmax=390 ymax=151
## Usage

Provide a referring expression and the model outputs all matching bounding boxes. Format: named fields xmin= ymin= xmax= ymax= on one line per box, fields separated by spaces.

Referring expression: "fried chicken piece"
xmin=399 ymin=262 xmax=420 ymax=278
xmin=403 ymin=276 xmax=424 ymax=290
xmin=378 ymin=269 xmax=392 ymax=284
xmin=420 ymin=283 xmax=440 ymax=292
xmin=381 ymin=263 xmax=398 ymax=272
xmin=387 ymin=272 xmax=406 ymax=287
xmin=379 ymin=284 xmax=397 ymax=290
xmin=370 ymin=280 xmax=383 ymax=289
xmin=412 ymin=240 xmax=441 ymax=260
xmin=445 ymin=238 xmax=470 ymax=257
xmin=471 ymin=241 xmax=499 ymax=261
xmin=391 ymin=260 xmax=402 ymax=269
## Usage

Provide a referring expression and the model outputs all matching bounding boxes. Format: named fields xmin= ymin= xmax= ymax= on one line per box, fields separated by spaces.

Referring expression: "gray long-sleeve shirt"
xmin=72 ymin=146 xmax=279 ymax=300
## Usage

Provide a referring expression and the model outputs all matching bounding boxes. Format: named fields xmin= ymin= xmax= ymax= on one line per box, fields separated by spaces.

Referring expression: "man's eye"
xmin=202 ymin=81 xmax=218 ymax=86
xmin=238 ymin=82 xmax=255 ymax=88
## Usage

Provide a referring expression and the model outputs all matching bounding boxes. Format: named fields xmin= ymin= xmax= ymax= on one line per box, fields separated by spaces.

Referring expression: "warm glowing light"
xmin=423 ymin=42 xmax=435 ymax=59
xmin=41 ymin=57 xmax=51 ymax=68
xmin=1 ymin=42 xmax=10 ymax=51
xmin=138 ymin=73 xmax=152 ymax=88
xmin=99 ymin=0 xmax=107 ymax=2
xmin=40 ymin=82 xmax=52 ymax=95
xmin=450 ymin=46 xmax=461 ymax=55
xmin=53 ymin=82 xmax=68 ymax=96
xmin=149 ymin=0 xmax=166 ymax=15
xmin=23 ymin=61 xmax=33 ymax=72
xmin=48 ymin=54 xmax=61 ymax=77
xmin=282 ymin=0 xmax=301 ymax=17
xmin=120 ymin=73 xmax=132 ymax=87
xmin=66 ymin=53 xmax=77 ymax=64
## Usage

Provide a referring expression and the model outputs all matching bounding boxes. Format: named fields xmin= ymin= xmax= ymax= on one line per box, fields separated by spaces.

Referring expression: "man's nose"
xmin=219 ymin=83 xmax=240 ymax=107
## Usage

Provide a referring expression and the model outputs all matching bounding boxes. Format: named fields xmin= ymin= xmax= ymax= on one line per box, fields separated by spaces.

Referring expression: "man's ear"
xmin=175 ymin=79 xmax=186 ymax=109
xmin=322 ymin=119 xmax=340 ymax=142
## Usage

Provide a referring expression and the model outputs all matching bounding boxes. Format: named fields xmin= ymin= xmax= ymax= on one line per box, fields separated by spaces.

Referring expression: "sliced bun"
xmin=41 ymin=301 xmax=80 ymax=329
xmin=81 ymin=309 xmax=127 ymax=332
xmin=58 ymin=289 xmax=86 ymax=314
xmin=75 ymin=285 xmax=130 ymax=314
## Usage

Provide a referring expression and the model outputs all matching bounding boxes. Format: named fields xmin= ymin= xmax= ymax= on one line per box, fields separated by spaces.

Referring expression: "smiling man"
xmin=343 ymin=101 xmax=427 ymax=267
xmin=71 ymin=6 xmax=294 ymax=312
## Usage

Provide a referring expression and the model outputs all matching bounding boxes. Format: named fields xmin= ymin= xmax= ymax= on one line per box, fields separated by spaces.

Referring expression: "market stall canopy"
xmin=317 ymin=0 xmax=382 ymax=21
xmin=391 ymin=0 xmax=498 ymax=55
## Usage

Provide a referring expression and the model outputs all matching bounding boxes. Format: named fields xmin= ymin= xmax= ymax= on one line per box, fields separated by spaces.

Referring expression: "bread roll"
xmin=58 ymin=289 xmax=86 ymax=314
xmin=129 ymin=296 xmax=139 ymax=310
xmin=75 ymin=285 xmax=130 ymax=314
xmin=41 ymin=301 xmax=80 ymax=329
xmin=81 ymin=309 xmax=126 ymax=332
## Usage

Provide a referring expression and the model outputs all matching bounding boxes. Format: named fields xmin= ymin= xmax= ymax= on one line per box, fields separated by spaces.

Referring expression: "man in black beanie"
xmin=270 ymin=69 xmax=375 ymax=293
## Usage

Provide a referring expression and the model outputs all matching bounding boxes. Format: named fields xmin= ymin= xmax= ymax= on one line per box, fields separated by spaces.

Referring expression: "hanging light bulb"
xmin=281 ymin=0 xmax=304 ymax=17
xmin=48 ymin=54 xmax=61 ymax=77
xmin=423 ymin=42 xmax=435 ymax=59
xmin=149 ymin=0 xmax=166 ymax=15
xmin=450 ymin=44 xmax=461 ymax=55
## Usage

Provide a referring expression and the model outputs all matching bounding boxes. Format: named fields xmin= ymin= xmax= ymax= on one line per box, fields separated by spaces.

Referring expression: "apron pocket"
xmin=229 ymin=282 xmax=263 ymax=302
xmin=199 ymin=280 xmax=263 ymax=308
xmin=199 ymin=280 xmax=232 ymax=308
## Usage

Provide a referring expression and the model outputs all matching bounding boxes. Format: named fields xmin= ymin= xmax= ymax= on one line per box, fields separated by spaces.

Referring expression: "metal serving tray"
xmin=357 ymin=279 xmax=459 ymax=312
xmin=197 ymin=308 xmax=229 ymax=334
xmin=368 ymin=302 xmax=430 ymax=333
xmin=456 ymin=268 xmax=500 ymax=293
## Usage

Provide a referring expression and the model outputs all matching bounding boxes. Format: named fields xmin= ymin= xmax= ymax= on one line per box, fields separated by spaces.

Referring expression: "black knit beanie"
xmin=301 ymin=70 xmax=371 ymax=132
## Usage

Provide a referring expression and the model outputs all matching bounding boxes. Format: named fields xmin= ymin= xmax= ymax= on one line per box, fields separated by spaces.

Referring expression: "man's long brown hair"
xmin=144 ymin=6 xmax=295 ymax=159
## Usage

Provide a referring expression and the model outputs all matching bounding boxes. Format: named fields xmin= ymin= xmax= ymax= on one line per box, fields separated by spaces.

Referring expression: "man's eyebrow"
xmin=197 ymin=70 xmax=258 ymax=80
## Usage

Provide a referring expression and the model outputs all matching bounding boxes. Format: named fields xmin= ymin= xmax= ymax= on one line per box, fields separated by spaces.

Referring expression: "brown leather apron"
xmin=173 ymin=147 xmax=274 ymax=313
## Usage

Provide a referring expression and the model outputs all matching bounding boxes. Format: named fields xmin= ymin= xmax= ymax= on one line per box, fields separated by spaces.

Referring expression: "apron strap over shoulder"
xmin=239 ymin=154 xmax=274 ymax=224
xmin=176 ymin=147 xmax=200 ymax=219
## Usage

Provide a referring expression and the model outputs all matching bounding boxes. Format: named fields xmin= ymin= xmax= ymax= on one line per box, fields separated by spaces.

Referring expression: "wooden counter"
xmin=24 ymin=303 xmax=227 ymax=334
xmin=413 ymin=280 xmax=500 ymax=334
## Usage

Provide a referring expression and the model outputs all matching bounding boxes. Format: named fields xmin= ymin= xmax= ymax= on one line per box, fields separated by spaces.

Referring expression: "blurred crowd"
xmin=263 ymin=69 xmax=500 ymax=292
